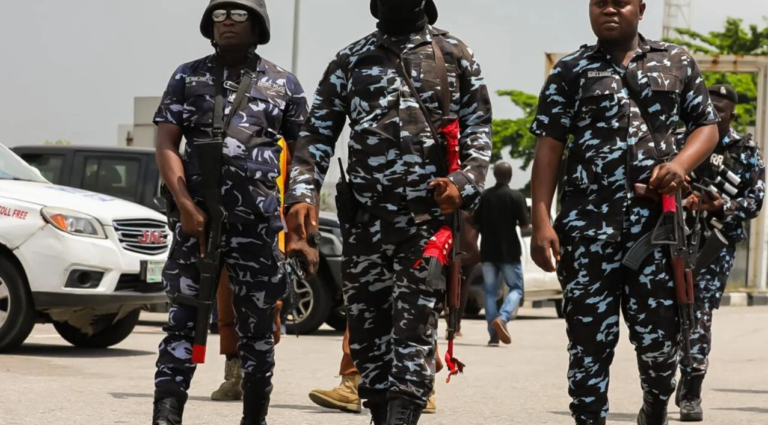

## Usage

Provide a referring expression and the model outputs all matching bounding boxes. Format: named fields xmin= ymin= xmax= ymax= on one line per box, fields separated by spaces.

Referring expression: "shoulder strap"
xmin=432 ymin=39 xmax=451 ymax=120
xmin=213 ymin=54 xmax=260 ymax=138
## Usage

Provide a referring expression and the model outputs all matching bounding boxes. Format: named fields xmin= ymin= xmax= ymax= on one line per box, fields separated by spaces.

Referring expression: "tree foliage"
xmin=664 ymin=18 xmax=768 ymax=131
xmin=43 ymin=139 xmax=72 ymax=145
xmin=491 ymin=90 xmax=539 ymax=169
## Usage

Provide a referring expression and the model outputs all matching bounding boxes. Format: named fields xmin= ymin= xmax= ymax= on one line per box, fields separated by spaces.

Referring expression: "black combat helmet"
xmin=200 ymin=0 xmax=271 ymax=45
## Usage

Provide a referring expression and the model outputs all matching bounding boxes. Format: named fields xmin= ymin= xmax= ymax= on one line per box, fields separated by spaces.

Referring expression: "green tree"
xmin=491 ymin=90 xmax=540 ymax=196
xmin=43 ymin=139 xmax=72 ymax=145
xmin=664 ymin=17 xmax=768 ymax=131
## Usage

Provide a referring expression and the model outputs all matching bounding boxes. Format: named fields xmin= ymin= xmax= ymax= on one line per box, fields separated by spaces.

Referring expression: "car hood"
xmin=0 ymin=180 xmax=167 ymax=223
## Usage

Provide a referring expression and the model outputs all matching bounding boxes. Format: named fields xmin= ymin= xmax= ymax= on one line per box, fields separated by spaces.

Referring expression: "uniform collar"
xmin=721 ymin=126 xmax=742 ymax=147
xmin=206 ymin=50 xmax=267 ymax=73
xmin=584 ymin=33 xmax=667 ymax=58
xmin=377 ymin=25 xmax=448 ymax=53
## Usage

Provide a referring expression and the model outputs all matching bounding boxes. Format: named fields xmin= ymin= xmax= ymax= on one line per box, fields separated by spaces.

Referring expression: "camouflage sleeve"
xmin=153 ymin=65 xmax=186 ymax=127
xmin=450 ymin=43 xmax=493 ymax=213
xmin=723 ymin=148 xmax=766 ymax=221
xmin=679 ymin=53 xmax=719 ymax=131
xmin=529 ymin=59 xmax=576 ymax=143
xmin=285 ymin=55 xmax=349 ymax=208
xmin=281 ymin=73 xmax=310 ymax=148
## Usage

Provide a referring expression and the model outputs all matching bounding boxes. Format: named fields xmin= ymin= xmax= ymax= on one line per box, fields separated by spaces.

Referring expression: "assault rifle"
xmin=171 ymin=140 xmax=225 ymax=364
xmin=622 ymin=184 xmax=697 ymax=368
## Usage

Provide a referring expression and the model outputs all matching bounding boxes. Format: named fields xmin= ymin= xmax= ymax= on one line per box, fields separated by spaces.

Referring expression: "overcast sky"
xmin=1 ymin=0 xmax=766 ymax=187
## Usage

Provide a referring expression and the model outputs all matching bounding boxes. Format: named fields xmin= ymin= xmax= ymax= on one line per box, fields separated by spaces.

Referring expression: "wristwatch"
xmin=307 ymin=231 xmax=321 ymax=249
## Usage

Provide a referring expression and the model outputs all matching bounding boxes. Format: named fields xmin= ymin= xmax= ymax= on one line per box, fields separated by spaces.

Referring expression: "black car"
xmin=12 ymin=144 xmax=346 ymax=334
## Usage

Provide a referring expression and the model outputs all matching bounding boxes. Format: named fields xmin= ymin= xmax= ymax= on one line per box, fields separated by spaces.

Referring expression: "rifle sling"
xmin=383 ymin=39 xmax=452 ymax=177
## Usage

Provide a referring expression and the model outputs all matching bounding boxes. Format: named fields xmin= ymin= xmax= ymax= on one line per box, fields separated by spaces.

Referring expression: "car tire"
xmin=555 ymin=299 xmax=565 ymax=319
xmin=285 ymin=271 xmax=333 ymax=335
xmin=53 ymin=309 xmax=141 ymax=349
xmin=0 ymin=256 xmax=36 ymax=353
xmin=325 ymin=306 xmax=348 ymax=332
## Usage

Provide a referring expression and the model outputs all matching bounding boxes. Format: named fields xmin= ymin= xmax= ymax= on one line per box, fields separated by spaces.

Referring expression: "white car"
xmin=0 ymin=143 xmax=170 ymax=352
xmin=465 ymin=198 xmax=564 ymax=319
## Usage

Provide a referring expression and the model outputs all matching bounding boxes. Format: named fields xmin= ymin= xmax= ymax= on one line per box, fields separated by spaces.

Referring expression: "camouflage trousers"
xmin=343 ymin=213 xmax=443 ymax=409
xmin=557 ymin=232 xmax=680 ymax=422
xmin=680 ymin=244 xmax=736 ymax=377
xmin=154 ymin=222 xmax=285 ymax=400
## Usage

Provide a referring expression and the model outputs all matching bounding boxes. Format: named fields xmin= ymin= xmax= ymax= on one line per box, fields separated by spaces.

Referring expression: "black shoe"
xmin=637 ymin=393 xmax=669 ymax=425
xmin=152 ymin=397 xmax=185 ymax=425
xmin=386 ymin=398 xmax=423 ymax=425
xmin=679 ymin=375 xmax=704 ymax=422
xmin=240 ymin=381 xmax=272 ymax=425
xmin=363 ymin=399 xmax=388 ymax=425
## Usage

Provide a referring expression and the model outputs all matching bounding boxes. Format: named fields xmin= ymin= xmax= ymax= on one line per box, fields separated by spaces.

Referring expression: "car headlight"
xmin=41 ymin=207 xmax=106 ymax=239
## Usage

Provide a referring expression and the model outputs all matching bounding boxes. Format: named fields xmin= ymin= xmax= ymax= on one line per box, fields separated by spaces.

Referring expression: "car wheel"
xmin=53 ymin=309 xmax=141 ymax=349
xmin=0 ymin=256 xmax=36 ymax=353
xmin=325 ymin=306 xmax=348 ymax=332
xmin=285 ymin=271 xmax=333 ymax=335
xmin=555 ymin=299 xmax=565 ymax=319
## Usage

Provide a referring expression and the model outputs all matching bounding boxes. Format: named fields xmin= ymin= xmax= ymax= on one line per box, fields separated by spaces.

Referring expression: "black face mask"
xmin=373 ymin=0 xmax=428 ymax=36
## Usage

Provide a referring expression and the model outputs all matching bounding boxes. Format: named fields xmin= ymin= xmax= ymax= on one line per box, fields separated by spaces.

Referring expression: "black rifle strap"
xmin=432 ymin=39 xmax=451 ymax=120
xmin=383 ymin=38 xmax=451 ymax=176
xmin=212 ymin=53 xmax=260 ymax=139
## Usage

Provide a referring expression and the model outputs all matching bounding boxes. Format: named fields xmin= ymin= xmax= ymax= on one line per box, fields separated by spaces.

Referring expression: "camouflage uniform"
xmin=529 ymin=35 xmax=718 ymax=423
xmin=677 ymin=127 xmax=765 ymax=377
xmin=286 ymin=26 xmax=492 ymax=409
xmin=152 ymin=52 xmax=308 ymax=402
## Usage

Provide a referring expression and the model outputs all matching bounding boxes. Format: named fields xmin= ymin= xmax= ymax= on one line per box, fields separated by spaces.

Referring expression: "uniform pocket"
xmin=183 ymin=84 xmax=215 ymax=127
xmin=246 ymin=160 xmax=284 ymax=236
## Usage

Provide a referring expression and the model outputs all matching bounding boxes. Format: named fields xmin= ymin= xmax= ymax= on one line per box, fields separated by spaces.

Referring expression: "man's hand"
xmin=650 ymin=162 xmax=688 ymax=195
xmin=531 ymin=223 xmax=560 ymax=273
xmin=429 ymin=177 xmax=463 ymax=215
xmin=179 ymin=201 xmax=208 ymax=258
xmin=286 ymin=203 xmax=317 ymax=241
xmin=700 ymin=190 xmax=725 ymax=212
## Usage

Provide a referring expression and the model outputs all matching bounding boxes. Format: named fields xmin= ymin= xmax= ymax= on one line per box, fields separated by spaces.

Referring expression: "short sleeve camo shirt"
xmin=530 ymin=34 xmax=719 ymax=241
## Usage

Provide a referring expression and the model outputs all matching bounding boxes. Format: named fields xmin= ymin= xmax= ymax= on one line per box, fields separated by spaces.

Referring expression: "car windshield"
xmin=0 ymin=144 xmax=49 ymax=183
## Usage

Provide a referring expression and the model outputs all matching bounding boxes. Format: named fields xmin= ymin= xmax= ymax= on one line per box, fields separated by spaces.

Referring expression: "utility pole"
xmin=291 ymin=0 xmax=301 ymax=74
xmin=663 ymin=0 xmax=693 ymax=39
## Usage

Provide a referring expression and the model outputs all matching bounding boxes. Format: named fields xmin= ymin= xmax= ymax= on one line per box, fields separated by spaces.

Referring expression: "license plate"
xmin=145 ymin=261 xmax=164 ymax=283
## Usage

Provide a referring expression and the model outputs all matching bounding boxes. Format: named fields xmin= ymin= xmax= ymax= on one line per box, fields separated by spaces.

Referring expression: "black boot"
xmin=637 ymin=392 xmax=669 ymax=425
xmin=363 ymin=398 xmax=388 ymax=425
xmin=575 ymin=417 xmax=606 ymax=425
xmin=152 ymin=397 xmax=185 ymax=425
xmin=386 ymin=398 xmax=423 ymax=425
xmin=679 ymin=375 xmax=704 ymax=422
xmin=240 ymin=381 xmax=272 ymax=425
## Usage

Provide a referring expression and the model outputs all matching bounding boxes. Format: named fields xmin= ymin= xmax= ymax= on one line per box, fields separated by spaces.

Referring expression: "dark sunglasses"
xmin=212 ymin=9 xmax=249 ymax=23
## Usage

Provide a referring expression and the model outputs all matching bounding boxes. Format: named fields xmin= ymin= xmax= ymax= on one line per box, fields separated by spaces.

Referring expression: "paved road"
xmin=1 ymin=307 xmax=766 ymax=425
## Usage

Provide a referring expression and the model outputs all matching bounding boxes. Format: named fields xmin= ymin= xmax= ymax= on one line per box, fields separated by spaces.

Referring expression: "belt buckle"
xmin=413 ymin=213 xmax=431 ymax=224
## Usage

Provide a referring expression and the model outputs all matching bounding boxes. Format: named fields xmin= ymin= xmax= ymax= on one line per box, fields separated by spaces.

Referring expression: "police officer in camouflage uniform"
xmin=528 ymin=1 xmax=719 ymax=424
xmin=151 ymin=1 xmax=308 ymax=423
xmin=674 ymin=84 xmax=765 ymax=422
xmin=284 ymin=0 xmax=492 ymax=423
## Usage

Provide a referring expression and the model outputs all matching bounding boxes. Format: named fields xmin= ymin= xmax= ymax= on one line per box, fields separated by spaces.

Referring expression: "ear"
xmin=638 ymin=1 xmax=646 ymax=20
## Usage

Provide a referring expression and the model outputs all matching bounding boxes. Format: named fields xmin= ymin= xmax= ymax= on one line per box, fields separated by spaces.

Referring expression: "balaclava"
xmin=370 ymin=0 xmax=438 ymax=36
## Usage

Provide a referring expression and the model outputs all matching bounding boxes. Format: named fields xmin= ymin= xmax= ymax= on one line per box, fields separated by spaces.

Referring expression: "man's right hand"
xmin=286 ymin=203 xmax=317 ymax=241
xmin=179 ymin=201 xmax=208 ymax=258
xmin=531 ymin=223 xmax=560 ymax=273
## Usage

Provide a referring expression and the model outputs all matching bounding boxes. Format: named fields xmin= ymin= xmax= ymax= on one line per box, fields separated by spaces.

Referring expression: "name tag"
xmin=257 ymin=80 xmax=287 ymax=96
xmin=588 ymin=71 xmax=613 ymax=78
xmin=185 ymin=76 xmax=213 ymax=84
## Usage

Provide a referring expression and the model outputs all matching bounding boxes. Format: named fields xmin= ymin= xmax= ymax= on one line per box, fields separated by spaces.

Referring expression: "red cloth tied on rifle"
xmin=413 ymin=226 xmax=453 ymax=268
xmin=440 ymin=119 xmax=461 ymax=174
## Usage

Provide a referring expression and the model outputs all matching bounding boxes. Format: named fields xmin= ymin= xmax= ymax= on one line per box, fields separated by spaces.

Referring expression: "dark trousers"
xmin=556 ymin=227 xmax=679 ymax=421
xmin=343 ymin=214 xmax=443 ymax=408
xmin=154 ymin=222 xmax=285 ymax=399
xmin=681 ymin=244 xmax=736 ymax=377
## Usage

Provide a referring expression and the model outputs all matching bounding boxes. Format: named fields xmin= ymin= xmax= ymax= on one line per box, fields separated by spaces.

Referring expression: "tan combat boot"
xmin=424 ymin=388 xmax=437 ymax=414
xmin=308 ymin=373 xmax=362 ymax=413
xmin=211 ymin=358 xmax=243 ymax=401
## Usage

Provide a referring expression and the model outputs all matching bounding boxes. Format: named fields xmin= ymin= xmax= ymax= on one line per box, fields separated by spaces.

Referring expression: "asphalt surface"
xmin=1 ymin=307 xmax=767 ymax=425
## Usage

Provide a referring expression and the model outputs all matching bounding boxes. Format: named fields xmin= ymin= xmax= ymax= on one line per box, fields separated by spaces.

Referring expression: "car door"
xmin=72 ymin=152 xmax=146 ymax=204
